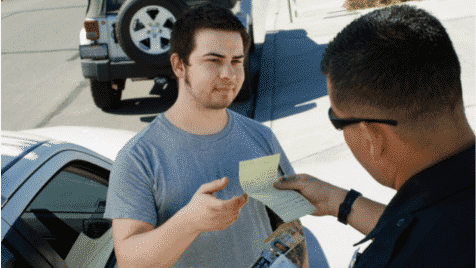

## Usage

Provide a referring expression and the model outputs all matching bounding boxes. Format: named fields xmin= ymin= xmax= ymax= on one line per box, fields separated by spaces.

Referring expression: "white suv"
xmin=80 ymin=0 xmax=254 ymax=110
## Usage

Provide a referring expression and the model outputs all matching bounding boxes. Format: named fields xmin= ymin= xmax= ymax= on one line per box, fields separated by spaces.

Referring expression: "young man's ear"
xmin=170 ymin=53 xmax=185 ymax=79
xmin=359 ymin=122 xmax=385 ymax=160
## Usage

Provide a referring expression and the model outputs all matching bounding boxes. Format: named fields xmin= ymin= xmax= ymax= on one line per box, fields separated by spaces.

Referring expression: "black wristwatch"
xmin=338 ymin=189 xmax=362 ymax=225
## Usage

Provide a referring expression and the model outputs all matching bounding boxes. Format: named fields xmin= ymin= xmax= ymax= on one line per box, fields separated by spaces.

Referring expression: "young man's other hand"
xmin=180 ymin=177 xmax=248 ymax=233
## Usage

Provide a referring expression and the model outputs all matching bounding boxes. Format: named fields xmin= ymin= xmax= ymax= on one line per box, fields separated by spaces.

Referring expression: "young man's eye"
xmin=209 ymin=59 xmax=220 ymax=62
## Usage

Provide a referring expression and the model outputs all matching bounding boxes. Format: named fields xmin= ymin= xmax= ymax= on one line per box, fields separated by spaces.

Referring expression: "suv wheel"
xmin=116 ymin=0 xmax=186 ymax=65
xmin=90 ymin=79 xmax=124 ymax=110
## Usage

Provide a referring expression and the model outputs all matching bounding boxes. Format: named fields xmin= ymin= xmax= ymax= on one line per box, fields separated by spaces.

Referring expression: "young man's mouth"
xmin=215 ymin=87 xmax=234 ymax=92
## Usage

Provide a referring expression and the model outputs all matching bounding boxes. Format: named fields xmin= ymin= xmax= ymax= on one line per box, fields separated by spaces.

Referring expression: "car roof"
xmin=1 ymin=127 xmax=136 ymax=206
xmin=20 ymin=126 xmax=136 ymax=161
xmin=1 ymin=134 xmax=84 ymax=207
xmin=1 ymin=131 xmax=48 ymax=173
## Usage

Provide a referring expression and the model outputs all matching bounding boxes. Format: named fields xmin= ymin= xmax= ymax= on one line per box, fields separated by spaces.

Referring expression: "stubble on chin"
xmin=185 ymin=70 xmax=236 ymax=110
xmin=206 ymin=89 xmax=235 ymax=109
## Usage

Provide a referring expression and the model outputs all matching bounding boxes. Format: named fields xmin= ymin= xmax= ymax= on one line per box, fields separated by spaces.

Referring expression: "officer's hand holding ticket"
xmin=239 ymin=154 xmax=317 ymax=222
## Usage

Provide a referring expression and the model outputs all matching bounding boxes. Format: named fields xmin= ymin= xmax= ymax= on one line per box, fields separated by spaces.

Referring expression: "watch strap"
xmin=338 ymin=189 xmax=362 ymax=225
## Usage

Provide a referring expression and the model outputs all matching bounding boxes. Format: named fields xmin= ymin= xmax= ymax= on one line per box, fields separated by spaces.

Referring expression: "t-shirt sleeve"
xmin=104 ymin=144 xmax=158 ymax=227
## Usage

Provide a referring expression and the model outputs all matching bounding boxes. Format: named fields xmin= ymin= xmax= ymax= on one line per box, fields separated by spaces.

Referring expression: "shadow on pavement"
xmin=254 ymin=29 xmax=329 ymax=122
xmin=105 ymin=96 xmax=175 ymax=116
xmin=137 ymin=97 xmax=256 ymax=123
xmin=103 ymin=80 xmax=177 ymax=116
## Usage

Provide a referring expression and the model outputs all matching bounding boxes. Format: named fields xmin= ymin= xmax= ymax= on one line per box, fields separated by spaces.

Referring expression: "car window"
xmin=1 ymin=242 xmax=35 ymax=268
xmin=18 ymin=162 xmax=112 ymax=263
xmin=26 ymin=167 xmax=107 ymax=213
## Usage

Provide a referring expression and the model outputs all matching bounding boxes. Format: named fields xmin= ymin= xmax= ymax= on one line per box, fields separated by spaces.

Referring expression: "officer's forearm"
xmin=331 ymin=190 xmax=386 ymax=236
xmin=348 ymin=196 xmax=386 ymax=236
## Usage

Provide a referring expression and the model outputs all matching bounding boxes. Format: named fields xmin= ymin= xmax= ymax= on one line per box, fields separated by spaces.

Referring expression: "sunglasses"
xmin=328 ymin=107 xmax=398 ymax=130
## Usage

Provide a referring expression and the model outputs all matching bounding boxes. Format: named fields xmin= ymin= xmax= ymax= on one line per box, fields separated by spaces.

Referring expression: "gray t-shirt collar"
xmin=157 ymin=109 xmax=235 ymax=142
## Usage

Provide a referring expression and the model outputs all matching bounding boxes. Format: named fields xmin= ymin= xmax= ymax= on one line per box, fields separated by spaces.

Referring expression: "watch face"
xmin=338 ymin=190 xmax=362 ymax=224
xmin=337 ymin=204 xmax=349 ymax=224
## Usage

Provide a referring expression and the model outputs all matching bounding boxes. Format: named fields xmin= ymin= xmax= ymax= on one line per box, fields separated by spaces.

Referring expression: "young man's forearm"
xmin=331 ymin=188 xmax=387 ymax=236
xmin=117 ymin=211 xmax=200 ymax=268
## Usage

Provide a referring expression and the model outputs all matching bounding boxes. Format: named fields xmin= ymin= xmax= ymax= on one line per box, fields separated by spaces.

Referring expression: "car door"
xmin=2 ymin=150 xmax=116 ymax=268
xmin=2 ymin=218 xmax=51 ymax=268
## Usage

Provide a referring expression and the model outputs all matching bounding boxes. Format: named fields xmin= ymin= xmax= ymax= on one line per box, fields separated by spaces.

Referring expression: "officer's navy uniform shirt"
xmin=353 ymin=144 xmax=475 ymax=268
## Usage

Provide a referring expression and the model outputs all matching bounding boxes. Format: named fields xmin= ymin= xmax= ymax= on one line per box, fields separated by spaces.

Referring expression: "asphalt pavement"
xmin=0 ymin=0 xmax=258 ymax=132
xmin=254 ymin=0 xmax=475 ymax=267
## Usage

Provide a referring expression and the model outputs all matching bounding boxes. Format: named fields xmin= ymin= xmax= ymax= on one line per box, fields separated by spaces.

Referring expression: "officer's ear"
xmin=170 ymin=53 xmax=185 ymax=79
xmin=359 ymin=122 xmax=385 ymax=160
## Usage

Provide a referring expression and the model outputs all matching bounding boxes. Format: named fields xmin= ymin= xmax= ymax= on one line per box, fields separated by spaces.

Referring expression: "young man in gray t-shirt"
xmin=104 ymin=4 xmax=306 ymax=267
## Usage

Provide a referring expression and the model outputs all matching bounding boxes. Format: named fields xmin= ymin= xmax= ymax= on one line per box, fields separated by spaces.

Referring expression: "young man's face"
xmin=182 ymin=28 xmax=245 ymax=110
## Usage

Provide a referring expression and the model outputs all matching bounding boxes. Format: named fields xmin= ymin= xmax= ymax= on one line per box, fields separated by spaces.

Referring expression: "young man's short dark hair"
xmin=170 ymin=3 xmax=251 ymax=65
xmin=321 ymin=5 xmax=462 ymax=118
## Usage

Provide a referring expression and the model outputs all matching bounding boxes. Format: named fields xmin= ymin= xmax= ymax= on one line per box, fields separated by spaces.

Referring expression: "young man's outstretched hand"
xmin=179 ymin=177 xmax=249 ymax=233
xmin=113 ymin=177 xmax=248 ymax=268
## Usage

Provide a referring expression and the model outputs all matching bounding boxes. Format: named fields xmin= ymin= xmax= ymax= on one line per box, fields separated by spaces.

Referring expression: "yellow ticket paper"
xmin=239 ymin=154 xmax=317 ymax=222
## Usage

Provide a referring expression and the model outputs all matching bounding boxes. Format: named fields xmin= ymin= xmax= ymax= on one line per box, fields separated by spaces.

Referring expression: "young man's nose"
xmin=219 ymin=63 xmax=236 ymax=80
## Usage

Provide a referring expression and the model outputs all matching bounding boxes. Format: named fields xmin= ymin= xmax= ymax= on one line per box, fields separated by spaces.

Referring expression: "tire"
xmin=90 ymin=80 xmax=123 ymax=110
xmin=116 ymin=0 xmax=186 ymax=65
